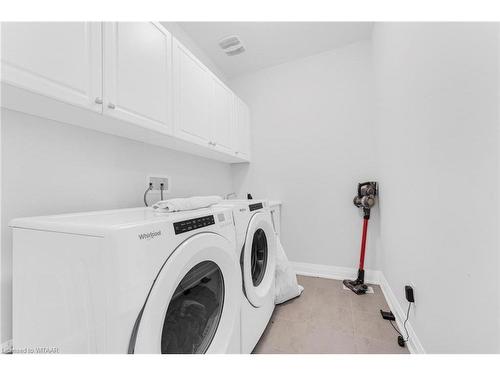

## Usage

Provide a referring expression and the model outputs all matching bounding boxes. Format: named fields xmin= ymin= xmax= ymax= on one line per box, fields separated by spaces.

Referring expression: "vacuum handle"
xmin=359 ymin=218 xmax=369 ymax=271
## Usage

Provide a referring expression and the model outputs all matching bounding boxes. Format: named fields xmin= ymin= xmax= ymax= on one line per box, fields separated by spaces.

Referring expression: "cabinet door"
xmin=235 ymin=97 xmax=251 ymax=160
xmin=172 ymin=38 xmax=213 ymax=146
xmin=211 ymin=78 xmax=234 ymax=154
xmin=103 ymin=22 xmax=172 ymax=133
xmin=1 ymin=22 xmax=102 ymax=112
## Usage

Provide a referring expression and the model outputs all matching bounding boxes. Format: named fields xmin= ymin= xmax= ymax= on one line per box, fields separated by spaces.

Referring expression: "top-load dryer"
xmin=215 ymin=199 xmax=277 ymax=353
xmin=11 ymin=206 xmax=241 ymax=354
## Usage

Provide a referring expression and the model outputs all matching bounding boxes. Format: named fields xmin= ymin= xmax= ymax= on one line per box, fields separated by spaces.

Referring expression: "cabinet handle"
xmin=95 ymin=97 xmax=103 ymax=104
xmin=108 ymin=103 xmax=116 ymax=109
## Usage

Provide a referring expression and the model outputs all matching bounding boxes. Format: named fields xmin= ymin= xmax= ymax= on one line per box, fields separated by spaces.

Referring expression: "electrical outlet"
xmin=147 ymin=175 xmax=171 ymax=192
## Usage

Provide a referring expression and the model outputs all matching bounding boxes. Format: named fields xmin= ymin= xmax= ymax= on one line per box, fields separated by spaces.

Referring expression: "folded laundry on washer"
xmin=152 ymin=196 xmax=223 ymax=213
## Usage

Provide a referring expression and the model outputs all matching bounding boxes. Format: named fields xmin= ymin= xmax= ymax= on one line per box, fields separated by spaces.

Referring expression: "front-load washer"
xmin=10 ymin=206 xmax=241 ymax=354
xmin=215 ymin=199 xmax=277 ymax=353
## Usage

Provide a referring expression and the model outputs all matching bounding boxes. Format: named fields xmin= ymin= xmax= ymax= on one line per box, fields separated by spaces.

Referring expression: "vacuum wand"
xmin=359 ymin=217 xmax=368 ymax=271
xmin=343 ymin=181 xmax=378 ymax=295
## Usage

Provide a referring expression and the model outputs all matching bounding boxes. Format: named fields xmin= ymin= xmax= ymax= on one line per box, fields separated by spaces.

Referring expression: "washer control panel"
xmin=173 ymin=215 xmax=215 ymax=235
xmin=249 ymin=203 xmax=263 ymax=212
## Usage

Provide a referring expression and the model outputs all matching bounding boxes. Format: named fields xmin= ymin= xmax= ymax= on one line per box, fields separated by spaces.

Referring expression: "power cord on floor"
xmin=389 ymin=302 xmax=412 ymax=346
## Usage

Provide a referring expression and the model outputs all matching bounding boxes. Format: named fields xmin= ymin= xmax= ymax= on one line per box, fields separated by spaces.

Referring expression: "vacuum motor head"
xmin=353 ymin=181 xmax=378 ymax=209
xmin=353 ymin=195 xmax=375 ymax=209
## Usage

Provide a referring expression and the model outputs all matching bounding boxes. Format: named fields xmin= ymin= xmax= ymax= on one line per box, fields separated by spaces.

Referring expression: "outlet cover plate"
xmin=147 ymin=175 xmax=171 ymax=192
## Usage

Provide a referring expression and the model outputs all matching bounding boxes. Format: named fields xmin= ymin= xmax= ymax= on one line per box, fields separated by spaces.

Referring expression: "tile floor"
xmin=252 ymin=275 xmax=410 ymax=354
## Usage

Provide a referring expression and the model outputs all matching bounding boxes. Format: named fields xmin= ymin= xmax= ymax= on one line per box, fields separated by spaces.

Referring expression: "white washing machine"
xmin=216 ymin=199 xmax=277 ymax=353
xmin=10 ymin=206 xmax=241 ymax=354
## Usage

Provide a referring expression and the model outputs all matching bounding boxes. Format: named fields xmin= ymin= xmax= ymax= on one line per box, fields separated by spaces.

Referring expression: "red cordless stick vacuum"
xmin=343 ymin=182 xmax=378 ymax=295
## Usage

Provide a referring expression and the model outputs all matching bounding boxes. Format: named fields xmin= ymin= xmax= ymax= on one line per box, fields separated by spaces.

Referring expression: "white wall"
xmin=230 ymin=40 xmax=379 ymax=271
xmin=0 ymin=109 xmax=233 ymax=343
xmin=373 ymin=23 xmax=499 ymax=353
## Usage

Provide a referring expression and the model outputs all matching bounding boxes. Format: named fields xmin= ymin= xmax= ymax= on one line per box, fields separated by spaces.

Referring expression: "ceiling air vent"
xmin=218 ymin=35 xmax=245 ymax=56
xmin=225 ymin=46 xmax=245 ymax=56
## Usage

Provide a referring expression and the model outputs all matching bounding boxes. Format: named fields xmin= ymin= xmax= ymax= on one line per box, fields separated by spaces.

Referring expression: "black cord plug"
xmin=397 ymin=336 xmax=405 ymax=347
xmin=160 ymin=182 xmax=164 ymax=201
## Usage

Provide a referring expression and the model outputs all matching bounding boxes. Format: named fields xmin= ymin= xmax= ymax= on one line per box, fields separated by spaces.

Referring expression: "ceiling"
xmin=175 ymin=22 xmax=373 ymax=79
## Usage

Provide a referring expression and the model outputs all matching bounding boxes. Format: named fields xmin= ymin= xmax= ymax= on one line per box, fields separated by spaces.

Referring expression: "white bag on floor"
xmin=274 ymin=236 xmax=304 ymax=304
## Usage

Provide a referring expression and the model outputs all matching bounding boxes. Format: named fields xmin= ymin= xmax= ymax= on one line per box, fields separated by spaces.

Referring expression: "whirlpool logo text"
xmin=138 ymin=230 xmax=162 ymax=240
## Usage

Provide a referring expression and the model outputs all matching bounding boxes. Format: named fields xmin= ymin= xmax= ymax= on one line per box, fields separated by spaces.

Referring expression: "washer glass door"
xmin=251 ymin=229 xmax=268 ymax=287
xmin=161 ymin=260 xmax=224 ymax=354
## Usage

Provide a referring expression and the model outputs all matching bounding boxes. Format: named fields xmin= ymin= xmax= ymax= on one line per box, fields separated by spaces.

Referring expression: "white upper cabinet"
xmin=103 ymin=22 xmax=172 ymax=133
xmin=1 ymin=22 xmax=102 ymax=112
xmin=235 ymin=97 xmax=251 ymax=160
xmin=211 ymin=77 xmax=235 ymax=154
xmin=1 ymin=22 xmax=250 ymax=163
xmin=172 ymin=38 xmax=213 ymax=146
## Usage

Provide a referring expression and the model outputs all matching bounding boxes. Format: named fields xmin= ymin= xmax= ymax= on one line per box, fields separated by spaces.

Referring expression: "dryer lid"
xmin=9 ymin=207 xmax=223 ymax=237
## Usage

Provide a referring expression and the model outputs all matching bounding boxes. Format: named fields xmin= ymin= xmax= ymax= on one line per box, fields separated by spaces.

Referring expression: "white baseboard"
xmin=1 ymin=339 xmax=13 ymax=354
xmin=292 ymin=261 xmax=425 ymax=354
xmin=292 ymin=261 xmax=381 ymax=284
xmin=378 ymin=273 xmax=425 ymax=354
